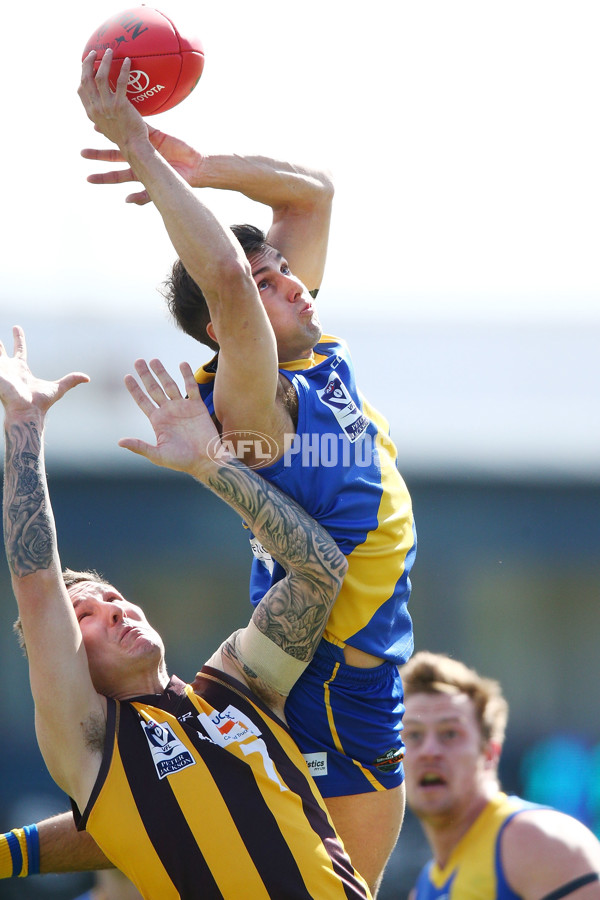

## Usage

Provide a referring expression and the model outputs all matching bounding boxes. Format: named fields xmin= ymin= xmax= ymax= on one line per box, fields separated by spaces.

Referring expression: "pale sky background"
xmin=1 ymin=1 xmax=598 ymax=475
xmin=2 ymin=0 xmax=599 ymax=322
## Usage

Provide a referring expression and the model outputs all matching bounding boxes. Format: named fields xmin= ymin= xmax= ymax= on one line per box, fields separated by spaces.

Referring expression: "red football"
xmin=82 ymin=6 xmax=204 ymax=116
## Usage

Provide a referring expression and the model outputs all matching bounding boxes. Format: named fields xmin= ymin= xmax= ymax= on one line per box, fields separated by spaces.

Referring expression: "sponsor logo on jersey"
xmin=303 ymin=751 xmax=328 ymax=776
xmin=199 ymin=705 xmax=288 ymax=790
xmin=373 ymin=746 xmax=405 ymax=773
xmin=140 ymin=717 xmax=196 ymax=779
xmin=198 ymin=704 xmax=262 ymax=748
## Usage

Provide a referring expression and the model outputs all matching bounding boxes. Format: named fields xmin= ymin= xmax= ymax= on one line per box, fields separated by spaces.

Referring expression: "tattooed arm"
xmin=0 ymin=328 xmax=107 ymax=801
xmin=119 ymin=356 xmax=347 ymax=712
xmin=0 ymin=327 xmax=89 ymax=579
xmin=205 ymin=453 xmax=347 ymax=711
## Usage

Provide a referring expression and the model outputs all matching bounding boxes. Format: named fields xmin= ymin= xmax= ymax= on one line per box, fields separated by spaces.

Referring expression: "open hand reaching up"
xmin=119 ymin=358 xmax=225 ymax=479
xmin=0 ymin=327 xmax=89 ymax=420
xmin=78 ymin=50 xmax=148 ymax=157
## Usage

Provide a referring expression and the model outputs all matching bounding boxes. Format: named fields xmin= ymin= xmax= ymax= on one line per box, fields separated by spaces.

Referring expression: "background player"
xmin=401 ymin=651 xmax=600 ymax=899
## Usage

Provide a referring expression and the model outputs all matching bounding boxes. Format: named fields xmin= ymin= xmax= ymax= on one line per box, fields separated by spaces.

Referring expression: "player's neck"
xmin=115 ymin=665 xmax=170 ymax=701
xmin=423 ymin=790 xmax=494 ymax=869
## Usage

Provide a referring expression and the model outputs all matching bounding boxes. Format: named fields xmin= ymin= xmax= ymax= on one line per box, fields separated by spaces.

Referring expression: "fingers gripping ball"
xmin=82 ymin=7 xmax=204 ymax=116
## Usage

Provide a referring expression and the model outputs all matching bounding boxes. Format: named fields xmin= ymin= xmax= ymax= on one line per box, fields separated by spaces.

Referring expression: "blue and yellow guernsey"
xmin=413 ymin=793 xmax=548 ymax=899
xmin=195 ymin=335 xmax=416 ymax=664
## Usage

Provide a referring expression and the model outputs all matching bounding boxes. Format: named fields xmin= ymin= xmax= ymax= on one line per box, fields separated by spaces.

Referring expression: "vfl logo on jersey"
xmin=198 ymin=704 xmax=262 ymax=748
xmin=249 ymin=537 xmax=274 ymax=575
xmin=317 ymin=372 xmax=369 ymax=442
xmin=140 ymin=717 xmax=196 ymax=780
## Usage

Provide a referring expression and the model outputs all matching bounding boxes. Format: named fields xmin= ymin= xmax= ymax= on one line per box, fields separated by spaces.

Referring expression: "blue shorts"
xmin=284 ymin=639 xmax=405 ymax=798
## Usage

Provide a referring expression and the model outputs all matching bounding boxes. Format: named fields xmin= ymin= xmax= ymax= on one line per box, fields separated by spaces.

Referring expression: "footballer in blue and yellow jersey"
xmin=413 ymin=793 xmax=548 ymax=900
xmin=195 ymin=334 xmax=416 ymax=796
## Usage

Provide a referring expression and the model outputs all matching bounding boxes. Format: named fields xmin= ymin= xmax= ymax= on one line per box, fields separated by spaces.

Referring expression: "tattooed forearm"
xmin=3 ymin=421 xmax=55 ymax=578
xmin=206 ymin=458 xmax=347 ymax=661
xmin=208 ymin=462 xmax=307 ymax=561
xmin=207 ymin=458 xmax=347 ymax=586
xmin=253 ymin=574 xmax=332 ymax=661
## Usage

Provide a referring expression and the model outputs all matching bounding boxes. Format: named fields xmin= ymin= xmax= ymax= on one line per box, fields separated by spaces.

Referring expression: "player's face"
xmin=403 ymin=692 xmax=493 ymax=825
xmin=249 ymin=247 xmax=322 ymax=362
xmin=69 ymin=581 xmax=165 ymax=697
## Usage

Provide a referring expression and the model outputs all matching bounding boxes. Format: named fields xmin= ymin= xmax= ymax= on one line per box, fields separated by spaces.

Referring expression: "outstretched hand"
xmin=81 ymin=126 xmax=205 ymax=205
xmin=0 ymin=327 xmax=89 ymax=419
xmin=119 ymin=358 xmax=223 ymax=478
xmin=78 ymin=49 xmax=148 ymax=155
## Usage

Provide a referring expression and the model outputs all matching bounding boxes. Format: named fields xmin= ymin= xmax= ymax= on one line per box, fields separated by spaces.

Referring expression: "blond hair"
xmin=402 ymin=651 xmax=509 ymax=746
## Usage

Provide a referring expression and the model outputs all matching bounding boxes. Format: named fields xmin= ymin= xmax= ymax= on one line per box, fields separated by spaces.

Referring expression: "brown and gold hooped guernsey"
xmin=71 ymin=667 xmax=371 ymax=900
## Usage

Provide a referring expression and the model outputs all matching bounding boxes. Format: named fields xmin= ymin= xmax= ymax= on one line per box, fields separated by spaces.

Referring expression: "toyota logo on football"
xmin=126 ymin=69 xmax=150 ymax=93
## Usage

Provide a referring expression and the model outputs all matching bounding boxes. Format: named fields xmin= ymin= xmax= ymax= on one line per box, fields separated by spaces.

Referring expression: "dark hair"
xmin=13 ymin=568 xmax=111 ymax=656
xmin=161 ymin=224 xmax=272 ymax=350
xmin=230 ymin=223 xmax=270 ymax=257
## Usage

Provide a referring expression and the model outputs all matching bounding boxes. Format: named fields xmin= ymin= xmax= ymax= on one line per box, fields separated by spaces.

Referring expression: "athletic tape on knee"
xmin=235 ymin=621 xmax=308 ymax=697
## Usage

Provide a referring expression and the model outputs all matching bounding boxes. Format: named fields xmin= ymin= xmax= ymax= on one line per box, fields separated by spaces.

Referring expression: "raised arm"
xmin=0 ymin=328 xmax=104 ymax=805
xmin=0 ymin=353 xmax=347 ymax=885
xmin=119 ymin=356 xmax=347 ymax=713
xmin=82 ymin=127 xmax=334 ymax=291
xmin=190 ymin=151 xmax=333 ymax=293
xmin=79 ymin=51 xmax=284 ymax=442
